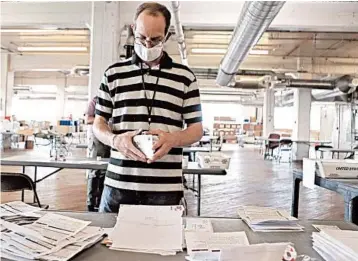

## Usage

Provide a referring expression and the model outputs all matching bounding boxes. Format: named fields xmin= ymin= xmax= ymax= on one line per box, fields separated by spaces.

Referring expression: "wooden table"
xmin=291 ymin=169 xmax=358 ymax=225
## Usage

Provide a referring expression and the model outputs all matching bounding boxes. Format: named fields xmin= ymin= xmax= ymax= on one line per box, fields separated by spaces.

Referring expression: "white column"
xmin=5 ymin=71 xmax=14 ymax=116
xmin=56 ymin=80 xmax=65 ymax=120
xmin=88 ymin=1 xmax=121 ymax=99
xmin=292 ymin=89 xmax=312 ymax=160
xmin=263 ymin=89 xmax=275 ymax=137
xmin=0 ymin=54 xmax=9 ymax=118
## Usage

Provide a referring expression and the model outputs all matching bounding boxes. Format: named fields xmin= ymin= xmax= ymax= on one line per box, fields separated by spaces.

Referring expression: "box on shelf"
xmin=196 ymin=152 xmax=231 ymax=169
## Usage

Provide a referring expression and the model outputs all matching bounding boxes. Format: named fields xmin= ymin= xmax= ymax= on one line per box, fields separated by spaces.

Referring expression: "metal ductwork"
xmin=170 ymin=1 xmax=188 ymax=65
xmin=192 ymin=68 xmax=275 ymax=79
xmin=275 ymin=79 xmax=336 ymax=90
xmin=216 ymin=1 xmax=285 ymax=86
xmin=230 ymin=76 xmax=269 ymax=89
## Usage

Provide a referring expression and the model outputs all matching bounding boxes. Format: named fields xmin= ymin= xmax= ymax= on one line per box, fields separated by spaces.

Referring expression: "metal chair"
xmin=264 ymin=133 xmax=281 ymax=160
xmin=278 ymin=138 xmax=293 ymax=163
xmin=1 ymin=172 xmax=47 ymax=209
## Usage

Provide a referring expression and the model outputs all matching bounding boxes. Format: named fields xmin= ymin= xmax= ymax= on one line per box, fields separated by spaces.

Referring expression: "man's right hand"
xmin=112 ymin=130 xmax=147 ymax=162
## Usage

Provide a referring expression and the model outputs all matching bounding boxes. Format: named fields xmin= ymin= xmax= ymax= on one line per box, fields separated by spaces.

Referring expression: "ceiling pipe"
xmin=170 ymin=1 xmax=188 ymax=66
xmin=192 ymin=68 xmax=275 ymax=79
xmin=216 ymin=1 xmax=285 ymax=86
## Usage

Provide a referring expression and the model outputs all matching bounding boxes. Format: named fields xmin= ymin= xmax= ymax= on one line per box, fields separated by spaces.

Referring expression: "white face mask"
xmin=134 ymin=42 xmax=163 ymax=62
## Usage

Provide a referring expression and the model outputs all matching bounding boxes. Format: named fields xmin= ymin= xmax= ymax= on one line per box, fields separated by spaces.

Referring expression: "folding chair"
xmin=1 ymin=172 xmax=48 ymax=209
xmin=264 ymin=133 xmax=280 ymax=160
xmin=278 ymin=138 xmax=293 ymax=163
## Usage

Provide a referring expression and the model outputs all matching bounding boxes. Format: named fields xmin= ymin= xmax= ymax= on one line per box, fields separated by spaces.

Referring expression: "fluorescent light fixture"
xmin=1 ymin=28 xmax=59 ymax=33
xmin=249 ymin=49 xmax=269 ymax=55
xmin=191 ymin=48 xmax=269 ymax=55
xmin=17 ymin=46 xmax=87 ymax=52
xmin=191 ymin=48 xmax=226 ymax=54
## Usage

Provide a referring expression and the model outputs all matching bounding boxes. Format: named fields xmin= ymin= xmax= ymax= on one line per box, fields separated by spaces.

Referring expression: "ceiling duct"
xmin=275 ymin=79 xmax=335 ymax=90
xmin=192 ymin=68 xmax=275 ymax=79
xmin=170 ymin=1 xmax=188 ymax=65
xmin=216 ymin=1 xmax=285 ymax=87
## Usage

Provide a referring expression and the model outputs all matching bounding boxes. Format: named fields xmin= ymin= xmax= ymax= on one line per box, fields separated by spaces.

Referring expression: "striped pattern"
xmin=95 ymin=53 xmax=202 ymax=193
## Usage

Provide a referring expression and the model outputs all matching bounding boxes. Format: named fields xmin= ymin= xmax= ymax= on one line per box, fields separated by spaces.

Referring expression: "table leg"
xmin=291 ymin=177 xmax=301 ymax=218
xmin=22 ymin=166 xmax=25 ymax=174
xmin=197 ymin=175 xmax=201 ymax=216
xmin=352 ymin=196 xmax=358 ymax=225
xmin=344 ymin=195 xmax=358 ymax=225
xmin=33 ymin=166 xmax=38 ymax=203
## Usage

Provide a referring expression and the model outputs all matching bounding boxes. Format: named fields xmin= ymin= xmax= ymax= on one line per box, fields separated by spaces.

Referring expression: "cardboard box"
xmin=196 ymin=152 xmax=231 ymax=169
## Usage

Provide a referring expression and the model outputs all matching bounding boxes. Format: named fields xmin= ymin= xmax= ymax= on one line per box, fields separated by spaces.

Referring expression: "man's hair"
xmin=134 ymin=2 xmax=171 ymax=35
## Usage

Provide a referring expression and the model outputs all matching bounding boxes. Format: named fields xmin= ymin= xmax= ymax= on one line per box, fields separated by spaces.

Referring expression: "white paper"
xmin=312 ymin=224 xmax=341 ymax=232
xmin=110 ymin=205 xmax=183 ymax=255
xmin=33 ymin=213 xmax=91 ymax=236
xmin=237 ymin=206 xmax=304 ymax=232
xmin=312 ymin=231 xmax=358 ymax=261
xmin=0 ymin=213 xmax=96 ymax=261
xmin=303 ymin=158 xmax=317 ymax=189
xmin=219 ymin=243 xmax=289 ymax=261
xmin=185 ymin=218 xmax=214 ymax=232
xmin=0 ymin=201 xmax=42 ymax=217
xmin=185 ymin=231 xmax=249 ymax=255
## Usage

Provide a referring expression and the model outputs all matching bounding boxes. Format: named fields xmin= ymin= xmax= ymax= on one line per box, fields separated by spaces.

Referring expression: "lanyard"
xmin=140 ymin=63 xmax=161 ymax=125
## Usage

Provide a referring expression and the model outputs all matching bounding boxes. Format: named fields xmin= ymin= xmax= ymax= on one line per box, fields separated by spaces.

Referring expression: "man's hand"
xmin=147 ymin=129 xmax=179 ymax=163
xmin=112 ymin=130 xmax=147 ymax=162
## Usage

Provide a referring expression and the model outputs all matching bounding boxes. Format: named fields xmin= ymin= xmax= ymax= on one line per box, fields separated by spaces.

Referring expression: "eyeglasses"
xmin=134 ymin=36 xmax=165 ymax=47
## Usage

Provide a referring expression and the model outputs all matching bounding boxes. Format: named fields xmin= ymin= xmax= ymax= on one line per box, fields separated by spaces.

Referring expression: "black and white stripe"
xmin=95 ymin=53 xmax=202 ymax=193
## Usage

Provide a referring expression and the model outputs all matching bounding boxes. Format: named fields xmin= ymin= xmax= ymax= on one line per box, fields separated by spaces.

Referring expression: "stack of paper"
xmin=1 ymin=201 xmax=43 ymax=225
xmin=185 ymin=231 xmax=249 ymax=261
xmin=220 ymin=243 xmax=291 ymax=261
xmin=312 ymin=229 xmax=358 ymax=260
xmin=1 ymin=213 xmax=105 ymax=261
xmin=238 ymin=206 xmax=304 ymax=232
xmin=109 ymin=205 xmax=184 ymax=255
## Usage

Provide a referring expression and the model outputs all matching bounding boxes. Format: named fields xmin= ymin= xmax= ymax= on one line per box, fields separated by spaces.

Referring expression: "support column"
xmin=263 ymin=89 xmax=275 ymax=137
xmin=88 ymin=2 xmax=121 ymax=99
xmin=0 ymin=54 xmax=9 ymax=118
xmin=56 ymin=81 xmax=65 ymax=120
xmin=292 ymin=89 xmax=312 ymax=160
xmin=5 ymin=71 xmax=14 ymax=116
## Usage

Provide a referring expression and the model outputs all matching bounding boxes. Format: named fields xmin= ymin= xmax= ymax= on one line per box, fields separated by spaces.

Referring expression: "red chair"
xmin=264 ymin=133 xmax=281 ymax=160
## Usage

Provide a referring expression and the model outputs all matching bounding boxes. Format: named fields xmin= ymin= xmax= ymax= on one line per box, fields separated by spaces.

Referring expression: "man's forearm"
xmin=175 ymin=123 xmax=203 ymax=147
xmin=93 ymin=116 xmax=114 ymax=147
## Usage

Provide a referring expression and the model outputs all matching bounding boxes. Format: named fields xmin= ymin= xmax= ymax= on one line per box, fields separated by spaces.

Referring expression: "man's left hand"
xmin=147 ymin=129 xmax=179 ymax=163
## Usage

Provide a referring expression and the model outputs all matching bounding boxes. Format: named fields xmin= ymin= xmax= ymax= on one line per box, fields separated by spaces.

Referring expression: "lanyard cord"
xmin=140 ymin=63 xmax=161 ymax=125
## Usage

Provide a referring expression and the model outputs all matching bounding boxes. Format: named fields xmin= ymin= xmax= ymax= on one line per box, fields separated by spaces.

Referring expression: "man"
xmin=86 ymin=96 xmax=111 ymax=211
xmin=93 ymin=2 xmax=203 ymax=213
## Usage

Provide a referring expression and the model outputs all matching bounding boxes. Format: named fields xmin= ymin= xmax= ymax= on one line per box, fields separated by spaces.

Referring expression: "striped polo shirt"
xmin=95 ymin=52 xmax=202 ymax=194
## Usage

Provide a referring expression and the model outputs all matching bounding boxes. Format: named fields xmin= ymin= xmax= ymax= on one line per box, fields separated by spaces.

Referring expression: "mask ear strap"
xmin=164 ymin=31 xmax=171 ymax=42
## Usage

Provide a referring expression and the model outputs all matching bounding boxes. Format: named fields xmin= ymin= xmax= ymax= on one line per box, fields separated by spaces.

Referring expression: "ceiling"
xmin=1 ymin=1 xmax=358 ymax=106
xmin=2 ymin=29 xmax=358 ymax=74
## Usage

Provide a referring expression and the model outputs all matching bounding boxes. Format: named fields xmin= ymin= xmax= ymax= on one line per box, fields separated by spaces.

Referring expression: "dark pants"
xmin=99 ymin=185 xmax=183 ymax=213
xmin=87 ymin=135 xmax=110 ymax=211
